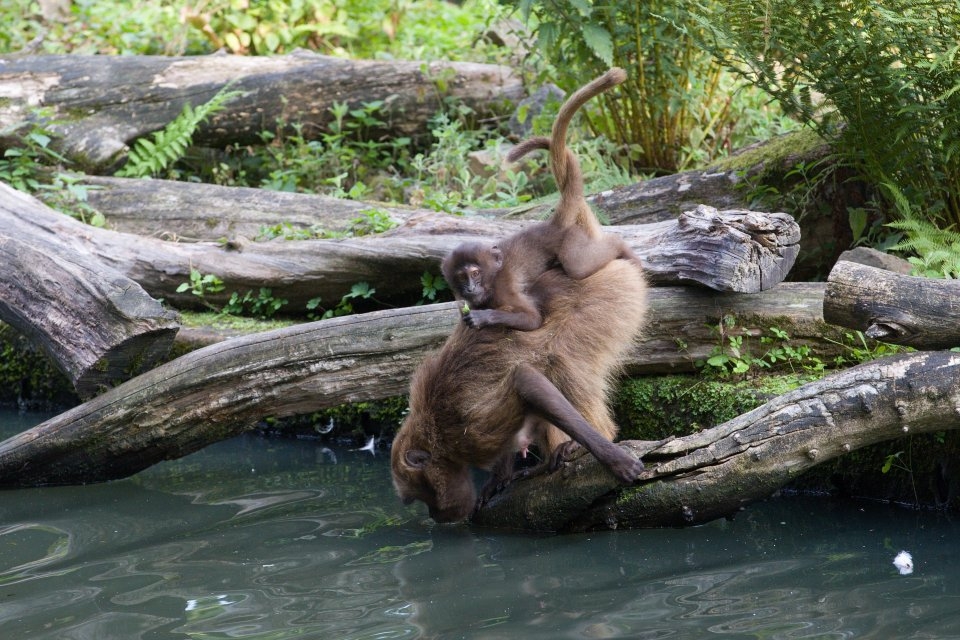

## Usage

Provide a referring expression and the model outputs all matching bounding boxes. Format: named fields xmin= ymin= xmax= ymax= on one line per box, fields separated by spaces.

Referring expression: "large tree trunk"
xmin=0 ymin=185 xmax=179 ymax=398
xmin=473 ymin=350 xmax=960 ymax=531
xmin=0 ymin=53 xmax=523 ymax=171
xmin=824 ymin=260 xmax=960 ymax=349
xmin=0 ymin=281 xmax=840 ymax=487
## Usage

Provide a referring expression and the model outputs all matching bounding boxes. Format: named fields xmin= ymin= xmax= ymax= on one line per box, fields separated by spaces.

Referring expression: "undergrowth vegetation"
xmin=695 ymin=0 xmax=960 ymax=273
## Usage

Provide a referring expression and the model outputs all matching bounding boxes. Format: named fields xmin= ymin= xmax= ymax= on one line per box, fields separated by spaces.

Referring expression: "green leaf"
xmin=581 ymin=23 xmax=614 ymax=65
xmin=706 ymin=354 xmax=729 ymax=367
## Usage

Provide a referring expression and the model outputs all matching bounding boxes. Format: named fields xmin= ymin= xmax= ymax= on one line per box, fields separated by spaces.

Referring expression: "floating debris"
xmin=893 ymin=550 xmax=913 ymax=575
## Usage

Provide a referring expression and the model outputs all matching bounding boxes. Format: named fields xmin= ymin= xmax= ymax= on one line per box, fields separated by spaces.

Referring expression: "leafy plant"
xmin=307 ymin=282 xmax=380 ymax=320
xmin=117 ymin=85 xmax=241 ymax=178
xmin=693 ymin=0 xmax=960 ymax=230
xmin=222 ymin=288 xmax=289 ymax=319
xmin=176 ymin=268 xmax=225 ymax=302
xmin=0 ymin=122 xmax=66 ymax=193
xmin=419 ymin=271 xmax=449 ymax=304
xmin=348 ymin=208 xmax=396 ymax=235
xmin=888 ymin=217 xmax=960 ymax=279
xmin=183 ymin=0 xmax=356 ymax=55
xmin=826 ymin=331 xmax=905 ymax=367
xmin=501 ymin=0 xmax=776 ymax=173
xmin=698 ymin=317 xmax=825 ymax=378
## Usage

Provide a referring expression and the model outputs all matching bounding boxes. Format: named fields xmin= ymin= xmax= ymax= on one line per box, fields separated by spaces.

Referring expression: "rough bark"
xmin=79 ymin=175 xmax=416 ymax=241
xmin=0 ymin=184 xmax=179 ymax=398
xmin=4 ymin=189 xmax=800 ymax=314
xmin=78 ymin=170 xmax=747 ymax=238
xmin=824 ymin=260 xmax=960 ymax=349
xmin=0 ymin=281 xmax=839 ymax=487
xmin=173 ymin=283 xmax=838 ymax=376
xmin=0 ymin=52 xmax=523 ymax=171
xmin=473 ymin=350 xmax=960 ymax=532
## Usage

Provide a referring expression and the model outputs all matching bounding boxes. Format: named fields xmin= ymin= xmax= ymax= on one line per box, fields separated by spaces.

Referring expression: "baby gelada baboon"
xmin=441 ymin=67 xmax=642 ymax=333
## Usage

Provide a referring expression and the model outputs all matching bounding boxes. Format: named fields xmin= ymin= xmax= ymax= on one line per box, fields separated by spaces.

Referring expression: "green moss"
xmin=179 ymin=310 xmax=295 ymax=333
xmin=0 ymin=323 xmax=79 ymax=410
xmin=707 ymin=127 xmax=826 ymax=174
xmin=614 ymin=374 xmax=806 ymax=441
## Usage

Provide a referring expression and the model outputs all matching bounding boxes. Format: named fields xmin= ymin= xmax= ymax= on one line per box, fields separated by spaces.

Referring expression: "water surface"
xmin=1 ymin=410 xmax=957 ymax=639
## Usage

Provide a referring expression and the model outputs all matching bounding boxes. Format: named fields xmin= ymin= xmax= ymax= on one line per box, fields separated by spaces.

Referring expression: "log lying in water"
xmin=0 ymin=184 xmax=179 ymax=398
xmin=0 ymin=52 xmax=523 ymax=171
xmin=0 ymin=281 xmax=838 ymax=487
xmin=473 ymin=350 xmax=960 ymax=531
xmin=824 ymin=260 xmax=960 ymax=350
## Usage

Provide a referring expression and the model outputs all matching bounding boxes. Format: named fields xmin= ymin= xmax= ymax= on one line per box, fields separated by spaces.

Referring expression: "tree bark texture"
xmin=0 ymin=52 xmax=523 ymax=171
xmin=0 ymin=280 xmax=838 ymax=487
xmin=824 ymin=260 xmax=960 ymax=350
xmin=0 ymin=184 xmax=180 ymax=398
xmin=3 ymin=187 xmax=800 ymax=318
xmin=473 ymin=350 xmax=960 ymax=532
xmin=80 ymin=175 xmax=411 ymax=241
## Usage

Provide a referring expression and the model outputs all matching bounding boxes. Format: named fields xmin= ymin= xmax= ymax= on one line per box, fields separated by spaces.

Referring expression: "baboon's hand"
xmin=463 ymin=309 xmax=494 ymax=329
xmin=608 ymin=449 xmax=645 ymax=484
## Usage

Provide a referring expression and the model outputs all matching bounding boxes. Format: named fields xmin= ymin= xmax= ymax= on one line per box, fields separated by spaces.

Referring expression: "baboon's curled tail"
xmin=506 ymin=68 xmax=626 ymax=236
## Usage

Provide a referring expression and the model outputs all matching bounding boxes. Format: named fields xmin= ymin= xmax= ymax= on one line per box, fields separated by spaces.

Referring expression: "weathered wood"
xmin=473 ymin=350 xmax=960 ymax=531
xmin=0 ymin=282 xmax=841 ymax=487
xmin=0 ymin=184 xmax=180 ymax=398
xmin=80 ymin=175 xmax=422 ymax=241
xmin=824 ymin=260 xmax=960 ymax=349
xmin=0 ymin=52 xmax=523 ymax=171
xmin=0 ymin=305 xmax=455 ymax=486
xmin=78 ymin=170 xmax=743 ymax=238
xmin=3 ymin=189 xmax=800 ymax=314
xmin=174 ymin=283 xmax=838 ymax=376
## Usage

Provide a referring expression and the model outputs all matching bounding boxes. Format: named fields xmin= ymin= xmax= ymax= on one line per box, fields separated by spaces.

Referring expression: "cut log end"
xmin=74 ymin=327 xmax=179 ymax=399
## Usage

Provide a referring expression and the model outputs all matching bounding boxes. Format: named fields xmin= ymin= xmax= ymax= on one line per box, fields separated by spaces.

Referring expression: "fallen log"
xmin=824 ymin=260 xmax=960 ymax=349
xmin=0 ymin=52 xmax=523 ymax=171
xmin=0 ymin=184 xmax=179 ymax=398
xmin=0 ymin=282 xmax=839 ymax=487
xmin=77 ymin=170 xmax=743 ymax=239
xmin=473 ymin=350 xmax=960 ymax=531
xmin=79 ymin=175 xmax=414 ymax=241
xmin=3 ymin=185 xmax=800 ymax=314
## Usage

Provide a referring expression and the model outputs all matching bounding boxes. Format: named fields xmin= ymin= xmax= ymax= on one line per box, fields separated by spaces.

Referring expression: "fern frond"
xmin=117 ymin=84 xmax=242 ymax=178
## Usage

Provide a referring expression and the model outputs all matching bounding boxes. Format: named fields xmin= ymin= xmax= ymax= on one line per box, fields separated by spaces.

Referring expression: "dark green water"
xmin=1 ymin=410 xmax=958 ymax=640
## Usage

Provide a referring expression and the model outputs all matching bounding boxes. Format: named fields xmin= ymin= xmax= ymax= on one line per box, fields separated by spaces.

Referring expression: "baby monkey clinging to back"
xmin=441 ymin=67 xmax=642 ymax=332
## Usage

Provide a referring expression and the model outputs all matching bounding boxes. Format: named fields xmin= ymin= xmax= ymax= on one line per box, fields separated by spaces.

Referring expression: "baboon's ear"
xmin=490 ymin=245 xmax=503 ymax=267
xmin=405 ymin=449 xmax=431 ymax=468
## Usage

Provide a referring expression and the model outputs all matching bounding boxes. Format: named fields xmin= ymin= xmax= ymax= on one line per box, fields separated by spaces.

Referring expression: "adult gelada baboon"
xmin=392 ymin=70 xmax=648 ymax=524
xmin=392 ymin=259 xmax=647 ymax=523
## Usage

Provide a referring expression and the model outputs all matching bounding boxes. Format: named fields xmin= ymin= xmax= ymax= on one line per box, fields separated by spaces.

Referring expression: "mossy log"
xmin=0 ymin=280 xmax=839 ymax=487
xmin=473 ymin=350 xmax=960 ymax=532
xmin=824 ymin=260 xmax=960 ymax=349
xmin=0 ymin=52 xmax=523 ymax=171
xmin=0 ymin=184 xmax=179 ymax=399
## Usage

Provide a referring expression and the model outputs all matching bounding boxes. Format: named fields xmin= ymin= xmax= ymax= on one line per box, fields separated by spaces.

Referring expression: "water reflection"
xmin=1 ymin=411 xmax=959 ymax=639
